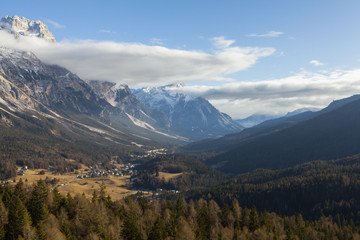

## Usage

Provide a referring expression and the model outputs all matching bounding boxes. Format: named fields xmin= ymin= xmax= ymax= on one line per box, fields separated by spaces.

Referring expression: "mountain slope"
xmin=184 ymin=95 xmax=360 ymax=155
xmin=0 ymin=47 xmax=190 ymax=172
xmin=132 ymin=83 xmax=243 ymax=140
xmin=88 ymin=80 xmax=171 ymax=132
xmin=190 ymin=154 xmax=360 ymax=221
xmin=207 ymin=96 xmax=360 ymax=174
xmin=0 ymin=47 xmax=111 ymax=117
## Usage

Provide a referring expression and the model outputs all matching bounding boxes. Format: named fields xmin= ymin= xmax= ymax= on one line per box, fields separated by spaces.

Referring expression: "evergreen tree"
xmin=1 ymin=185 xmax=12 ymax=209
xmin=196 ymin=203 xmax=210 ymax=240
xmin=148 ymin=217 xmax=166 ymax=240
xmin=14 ymin=178 xmax=25 ymax=203
xmin=121 ymin=210 xmax=142 ymax=240
xmin=0 ymin=199 xmax=8 ymax=240
xmin=52 ymin=188 xmax=65 ymax=216
xmin=27 ymin=180 xmax=49 ymax=226
xmin=6 ymin=196 xmax=31 ymax=240
xmin=249 ymin=207 xmax=259 ymax=232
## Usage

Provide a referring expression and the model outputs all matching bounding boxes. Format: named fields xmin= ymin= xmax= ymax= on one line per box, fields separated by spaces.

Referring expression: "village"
xmin=9 ymin=152 xmax=181 ymax=201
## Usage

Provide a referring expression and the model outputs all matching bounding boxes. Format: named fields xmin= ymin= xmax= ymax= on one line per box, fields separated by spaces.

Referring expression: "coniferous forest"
xmin=1 ymin=179 xmax=360 ymax=240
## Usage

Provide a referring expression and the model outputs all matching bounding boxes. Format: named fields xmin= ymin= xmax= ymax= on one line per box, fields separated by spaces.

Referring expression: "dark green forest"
xmin=1 ymin=179 xmax=359 ymax=240
xmin=188 ymin=155 xmax=360 ymax=225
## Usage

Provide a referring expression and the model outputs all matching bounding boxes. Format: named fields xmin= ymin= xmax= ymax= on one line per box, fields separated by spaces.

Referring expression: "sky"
xmin=1 ymin=0 xmax=360 ymax=118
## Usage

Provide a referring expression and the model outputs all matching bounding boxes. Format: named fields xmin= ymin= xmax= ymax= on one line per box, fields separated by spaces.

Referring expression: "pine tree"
xmin=249 ymin=207 xmax=259 ymax=232
xmin=6 ymin=196 xmax=31 ymax=240
xmin=92 ymin=190 xmax=98 ymax=203
xmin=27 ymin=180 xmax=49 ymax=227
xmin=196 ymin=203 xmax=210 ymax=240
xmin=1 ymin=185 xmax=12 ymax=208
xmin=0 ymin=199 xmax=8 ymax=240
xmin=99 ymin=181 xmax=106 ymax=202
xmin=14 ymin=178 xmax=25 ymax=203
xmin=148 ymin=217 xmax=166 ymax=240
xmin=52 ymin=188 xmax=65 ymax=216
xmin=61 ymin=221 xmax=76 ymax=240
xmin=285 ymin=227 xmax=295 ymax=240
xmin=121 ymin=210 xmax=142 ymax=240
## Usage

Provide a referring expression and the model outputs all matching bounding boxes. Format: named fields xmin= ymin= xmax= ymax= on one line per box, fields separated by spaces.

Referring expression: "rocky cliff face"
xmin=0 ymin=15 xmax=56 ymax=42
xmin=0 ymin=47 xmax=109 ymax=117
xmin=132 ymin=83 xmax=244 ymax=140
xmin=0 ymin=47 xmax=186 ymax=150
xmin=88 ymin=80 xmax=171 ymax=131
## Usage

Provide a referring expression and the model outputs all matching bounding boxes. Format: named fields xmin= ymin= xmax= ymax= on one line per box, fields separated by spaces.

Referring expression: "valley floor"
xmin=7 ymin=165 xmax=151 ymax=201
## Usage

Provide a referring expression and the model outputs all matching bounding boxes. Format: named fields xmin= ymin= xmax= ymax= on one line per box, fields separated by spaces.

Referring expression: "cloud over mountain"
xmin=0 ymin=31 xmax=274 ymax=88
xmin=167 ymin=69 xmax=360 ymax=118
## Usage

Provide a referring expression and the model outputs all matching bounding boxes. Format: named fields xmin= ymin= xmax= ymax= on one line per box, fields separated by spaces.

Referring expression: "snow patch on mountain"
xmin=0 ymin=15 xmax=56 ymax=42
xmin=132 ymin=82 xmax=244 ymax=140
xmin=126 ymin=113 xmax=156 ymax=130
xmin=132 ymin=82 xmax=194 ymax=118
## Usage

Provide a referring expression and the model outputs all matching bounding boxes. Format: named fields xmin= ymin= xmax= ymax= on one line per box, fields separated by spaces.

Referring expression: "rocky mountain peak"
xmin=0 ymin=15 xmax=56 ymax=42
xmin=132 ymin=83 xmax=243 ymax=140
xmin=166 ymin=82 xmax=185 ymax=88
xmin=88 ymin=80 xmax=132 ymax=107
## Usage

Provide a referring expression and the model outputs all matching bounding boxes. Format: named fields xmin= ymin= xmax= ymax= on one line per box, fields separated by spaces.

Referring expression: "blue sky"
xmin=1 ymin=0 xmax=360 ymax=118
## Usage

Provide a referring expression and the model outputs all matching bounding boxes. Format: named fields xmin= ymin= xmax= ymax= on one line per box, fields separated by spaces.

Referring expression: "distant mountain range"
xmin=235 ymin=114 xmax=280 ymax=128
xmin=236 ymin=108 xmax=320 ymax=128
xmin=185 ymin=94 xmax=360 ymax=175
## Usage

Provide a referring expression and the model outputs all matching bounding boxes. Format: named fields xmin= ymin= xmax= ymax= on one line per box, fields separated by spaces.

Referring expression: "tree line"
xmin=0 ymin=179 xmax=359 ymax=240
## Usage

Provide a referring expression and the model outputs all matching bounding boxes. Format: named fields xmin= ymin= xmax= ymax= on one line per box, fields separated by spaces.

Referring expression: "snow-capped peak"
xmin=0 ymin=15 xmax=56 ymax=42
xmin=167 ymin=82 xmax=185 ymax=88
xmin=132 ymin=83 xmax=243 ymax=140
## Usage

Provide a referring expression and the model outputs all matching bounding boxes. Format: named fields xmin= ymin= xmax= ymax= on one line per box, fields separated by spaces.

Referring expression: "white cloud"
xmin=1 ymin=31 xmax=358 ymax=120
xmin=150 ymin=38 xmax=167 ymax=45
xmin=0 ymin=31 xmax=275 ymax=87
xmin=309 ymin=60 xmax=324 ymax=66
xmin=211 ymin=36 xmax=235 ymax=49
xmin=166 ymin=69 xmax=360 ymax=118
xmin=45 ymin=20 xmax=66 ymax=29
xmin=247 ymin=31 xmax=284 ymax=38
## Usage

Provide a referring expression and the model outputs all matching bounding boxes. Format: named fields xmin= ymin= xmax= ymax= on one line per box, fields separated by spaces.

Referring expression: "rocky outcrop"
xmin=0 ymin=15 xmax=56 ymax=42
xmin=132 ymin=83 xmax=244 ymax=140
xmin=88 ymin=80 xmax=171 ymax=131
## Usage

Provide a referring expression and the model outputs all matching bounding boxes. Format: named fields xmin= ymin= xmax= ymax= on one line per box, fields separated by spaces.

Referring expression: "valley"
xmin=0 ymin=9 xmax=360 ymax=239
xmin=8 ymin=164 xmax=147 ymax=201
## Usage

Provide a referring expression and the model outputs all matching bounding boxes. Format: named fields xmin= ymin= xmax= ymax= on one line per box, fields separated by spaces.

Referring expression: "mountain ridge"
xmin=132 ymin=83 xmax=244 ymax=140
xmin=0 ymin=15 xmax=56 ymax=42
xmin=206 ymin=95 xmax=360 ymax=175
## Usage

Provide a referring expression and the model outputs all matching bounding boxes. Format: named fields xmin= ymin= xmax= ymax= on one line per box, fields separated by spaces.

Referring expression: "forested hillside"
xmin=0 ymin=179 xmax=359 ymax=240
xmin=189 ymin=154 xmax=360 ymax=225
xmin=206 ymin=98 xmax=360 ymax=175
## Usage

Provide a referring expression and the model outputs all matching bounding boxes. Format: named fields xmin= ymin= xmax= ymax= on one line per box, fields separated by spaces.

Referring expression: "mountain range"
xmin=186 ymin=94 xmax=360 ymax=175
xmin=2 ymin=15 xmax=360 ymax=181
xmin=0 ymin=15 xmax=244 ymax=162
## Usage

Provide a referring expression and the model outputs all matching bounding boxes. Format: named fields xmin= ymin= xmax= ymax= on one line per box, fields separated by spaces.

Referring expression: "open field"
xmin=157 ymin=172 xmax=183 ymax=182
xmin=11 ymin=166 xmax=150 ymax=201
